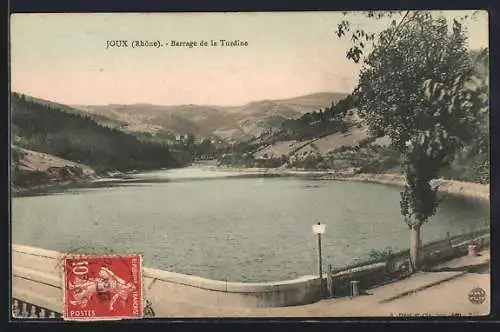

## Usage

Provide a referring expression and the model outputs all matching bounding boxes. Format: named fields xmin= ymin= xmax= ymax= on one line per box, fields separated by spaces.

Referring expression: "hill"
xmin=11 ymin=146 xmax=98 ymax=190
xmin=217 ymin=48 xmax=489 ymax=186
xmin=14 ymin=146 xmax=96 ymax=174
xmin=11 ymin=92 xmax=180 ymax=178
xmin=73 ymin=92 xmax=348 ymax=141
xmin=244 ymin=94 xmax=368 ymax=159
xmin=23 ymin=94 xmax=126 ymax=129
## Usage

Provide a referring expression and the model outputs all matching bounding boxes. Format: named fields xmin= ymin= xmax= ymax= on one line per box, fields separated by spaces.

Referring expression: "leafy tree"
xmin=338 ymin=11 xmax=488 ymax=270
xmin=335 ymin=10 xmax=481 ymax=64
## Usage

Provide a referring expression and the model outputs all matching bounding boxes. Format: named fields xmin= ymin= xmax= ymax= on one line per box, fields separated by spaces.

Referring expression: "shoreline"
xmin=11 ymin=169 xmax=116 ymax=196
xmin=11 ymin=176 xmax=100 ymax=196
xmin=12 ymin=166 xmax=490 ymax=204
xmin=323 ymin=172 xmax=490 ymax=203
xmin=215 ymin=167 xmax=490 ymax=203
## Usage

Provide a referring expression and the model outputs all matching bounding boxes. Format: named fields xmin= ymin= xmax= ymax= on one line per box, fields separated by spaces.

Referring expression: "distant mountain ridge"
xmin=72 ymin=92 xmax=348 ymax=141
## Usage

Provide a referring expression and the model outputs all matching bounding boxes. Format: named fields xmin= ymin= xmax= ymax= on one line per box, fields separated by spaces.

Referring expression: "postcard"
xmin=10 ymin=11 xmax=490 ymax=319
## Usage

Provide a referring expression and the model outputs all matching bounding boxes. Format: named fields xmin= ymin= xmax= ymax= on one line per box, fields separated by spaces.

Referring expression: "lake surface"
xmin=12 ymin=167 xmax=490 ymax=282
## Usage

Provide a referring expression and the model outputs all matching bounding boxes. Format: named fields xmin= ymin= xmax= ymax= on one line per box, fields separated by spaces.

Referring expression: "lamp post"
xmin=231 ymin=142 xmax=235 ymax=165
xmin=312 ymin=222 xmax=326 ymax=298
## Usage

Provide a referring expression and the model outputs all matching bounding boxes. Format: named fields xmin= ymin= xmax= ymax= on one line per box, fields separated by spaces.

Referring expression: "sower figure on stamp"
xmin=98 ymin=266 xmax=136 ymax=311
xmin=68 ymin=266 xmax=136 ymax=311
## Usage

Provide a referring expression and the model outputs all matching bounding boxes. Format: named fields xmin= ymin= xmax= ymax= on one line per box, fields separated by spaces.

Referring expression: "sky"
xmin=10 ymin=11 xmax=489 ymax=106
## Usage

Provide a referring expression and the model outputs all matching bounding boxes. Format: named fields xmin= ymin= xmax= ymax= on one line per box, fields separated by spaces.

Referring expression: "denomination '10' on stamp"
xmin=63 ymin=255 xmax=143 ymax=320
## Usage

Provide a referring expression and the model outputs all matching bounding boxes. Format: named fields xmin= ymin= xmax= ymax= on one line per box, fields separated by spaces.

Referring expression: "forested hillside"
xmin=277 ymin=95 xmax=356 ymax=140
xmin=11 ymin=92 xmax=180 ymax=173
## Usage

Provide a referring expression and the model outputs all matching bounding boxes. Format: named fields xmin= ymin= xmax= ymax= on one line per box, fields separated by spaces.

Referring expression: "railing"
xmin=12 ymin=298 xmax=61 ymax=319
xmin=12 ymin=244 xmax=325 ymax=314
xmin=11 ymin=228 xmax=490 ymax=316
xmin=11 ymin=298 xmax=154 ymax=319
xmin=325 ymin=229 xmax=490 ymax=298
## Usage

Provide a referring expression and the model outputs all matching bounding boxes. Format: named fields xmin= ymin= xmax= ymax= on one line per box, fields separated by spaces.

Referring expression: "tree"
xmin=335 ymin=10 xmax=482 ymax=64
xmin=339 ymin=12 xmax=488 ymax=270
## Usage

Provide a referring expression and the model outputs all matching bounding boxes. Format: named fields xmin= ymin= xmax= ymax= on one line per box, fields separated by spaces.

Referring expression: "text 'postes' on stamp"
xmin=63 ymin=255 xmax=143 ymax=321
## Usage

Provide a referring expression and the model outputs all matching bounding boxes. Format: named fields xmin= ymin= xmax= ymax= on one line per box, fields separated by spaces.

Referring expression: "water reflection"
xmin=11 ymin=168 xmax=490 ymax=282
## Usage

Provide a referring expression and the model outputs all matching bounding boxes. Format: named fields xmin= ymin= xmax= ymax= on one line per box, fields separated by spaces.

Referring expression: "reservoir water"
xmin=12 ymin=167 xmax=490 ymax=282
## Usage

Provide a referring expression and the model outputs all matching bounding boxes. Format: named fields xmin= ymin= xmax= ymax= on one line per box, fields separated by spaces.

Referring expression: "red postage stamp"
xmin=63 ymin=254 xmax=143 ymax=320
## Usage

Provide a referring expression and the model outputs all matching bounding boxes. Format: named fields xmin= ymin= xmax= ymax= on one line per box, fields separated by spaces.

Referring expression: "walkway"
xmin=155 ymin=250 xmax=490 ymax=318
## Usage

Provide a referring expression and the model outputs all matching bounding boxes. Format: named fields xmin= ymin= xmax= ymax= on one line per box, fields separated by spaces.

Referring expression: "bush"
xmin=368 ymin=247 xmax=394 ymax=261
xmin=440 ymin=149 xmax=489 ymax=184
